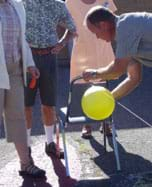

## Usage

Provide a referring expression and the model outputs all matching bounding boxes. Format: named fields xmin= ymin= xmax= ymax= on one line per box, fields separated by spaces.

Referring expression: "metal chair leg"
xmin=111 ymin=123 xmax=121 ymax=171
xmin=59 ymin=118 xmax=70 ymax=176
xmin=103 ymin=122 xmax=107 ymax=153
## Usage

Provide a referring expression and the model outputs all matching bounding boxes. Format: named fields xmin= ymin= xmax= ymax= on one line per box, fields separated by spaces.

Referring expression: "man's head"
xmin=84 ymin=6 xmax=116 ymax=42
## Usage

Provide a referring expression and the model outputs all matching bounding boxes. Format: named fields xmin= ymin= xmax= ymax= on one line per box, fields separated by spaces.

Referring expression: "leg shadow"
xmin=89 ymin=136 xmax=152 ymax=175
xmin=107 ymin=137 xmax=152 ymax=174
xmin=49 ymin=155 xmax=78 ymax=187
xmin=89 ymin=136 xmax=117 ymax=175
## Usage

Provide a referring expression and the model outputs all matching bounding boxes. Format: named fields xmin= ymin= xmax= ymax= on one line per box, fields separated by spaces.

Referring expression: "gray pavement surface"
xmin=0 ymin=64 xmax=152 ymax=187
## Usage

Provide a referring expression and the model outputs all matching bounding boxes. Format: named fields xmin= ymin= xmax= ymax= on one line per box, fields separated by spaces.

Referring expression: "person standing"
xmin=66 ymin=0 xmax=117 ymax=138
xmin=0 ymin=0 xmax=45 ymax=177
xmin=24 ymin=0 xmax=77 ymax=157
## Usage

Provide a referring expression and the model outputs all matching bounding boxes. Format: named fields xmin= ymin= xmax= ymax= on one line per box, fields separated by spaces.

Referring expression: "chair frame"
xmin=58 ymin=76 xmax=121 ymax=177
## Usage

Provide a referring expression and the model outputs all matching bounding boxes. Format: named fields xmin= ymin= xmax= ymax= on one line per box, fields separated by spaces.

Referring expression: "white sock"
xmin=27 ymin=128 xmax=31 ymax=147
xmin=44 ymin=125 xmax=54 ymax=145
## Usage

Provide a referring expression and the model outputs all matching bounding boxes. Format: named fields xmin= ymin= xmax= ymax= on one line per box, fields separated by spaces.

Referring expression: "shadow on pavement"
xmin=89 ymin=136 xmax=152 ymax=176
xmin=74 ymin=136 xmax=152 ymax=187
xmin=75 ymin=178 xmax=114 ymax=187
xmin=20 ymin=176 xmax=52 ymax=187
xmin=74 ymin=175 xmax=127 ymax=187
xmin=50 ymin=155 xmax=78 ymax=187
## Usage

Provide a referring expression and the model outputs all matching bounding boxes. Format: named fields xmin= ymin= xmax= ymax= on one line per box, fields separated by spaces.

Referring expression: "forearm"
xmin=95 ymin=61 xmax=124 ymax=81
xmin=83 ymin=58 xmax=130 ymax=82
xmin=52 ymin=30 xmax=77 ymax=54
xmin=59 ymin=30 xmax=77 ymax=46
xmin=111 ymin=77 xmax=141 ymax=100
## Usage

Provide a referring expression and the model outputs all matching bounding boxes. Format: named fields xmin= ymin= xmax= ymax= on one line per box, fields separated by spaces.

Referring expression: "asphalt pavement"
xmin=0 ymin=64 xmax=152 ymax=187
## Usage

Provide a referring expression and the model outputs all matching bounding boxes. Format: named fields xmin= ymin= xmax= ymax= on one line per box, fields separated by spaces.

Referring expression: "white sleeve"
xmin=26 ymin=42 xmax=35 ymax=67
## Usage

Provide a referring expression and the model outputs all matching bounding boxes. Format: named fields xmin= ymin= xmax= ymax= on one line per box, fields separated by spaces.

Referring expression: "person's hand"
xmin=82 ymin=69 xmax=97 ymax=82
xmin=72 ymin=31 xmax=79 ymax=38
xmin=27 ymin=66 xmax=40 ymax=79
xmin=51 ymin=42 xmax=65 ymax=54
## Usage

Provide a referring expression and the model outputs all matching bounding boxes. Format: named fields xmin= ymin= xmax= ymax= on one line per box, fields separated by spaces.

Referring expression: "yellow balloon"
xmin=81 ymin=85 xmax=115 ymax=120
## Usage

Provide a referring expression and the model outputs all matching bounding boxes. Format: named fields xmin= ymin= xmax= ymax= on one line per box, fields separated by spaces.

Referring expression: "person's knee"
xmin=25 ymin=106 xmax=32 ymax=113
xmin=42 ymin=105 xmax=55 ymax=113
xmin=42 ymin=105 xmax=57 ymax=125
xmin=25 ymin=106 xmax=33 ymax=118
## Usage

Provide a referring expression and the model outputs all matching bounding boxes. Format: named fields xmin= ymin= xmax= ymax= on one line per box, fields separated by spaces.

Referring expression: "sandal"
xmin=99 ymin=123 xmax=112 ymax=137
xmin=81 ymin=125 xmax=92 ymax=139
xmin=19 ymin=162 xmax=46 ymax=178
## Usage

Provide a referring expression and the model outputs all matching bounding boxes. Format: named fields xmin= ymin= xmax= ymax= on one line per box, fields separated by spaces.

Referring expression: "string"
xmin=117 ymin=102 xmax=152 ymax=128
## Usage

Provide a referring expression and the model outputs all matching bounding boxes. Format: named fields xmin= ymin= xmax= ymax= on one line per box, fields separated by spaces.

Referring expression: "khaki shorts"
xmin=0 ymin=62 xmax=27 ymax=143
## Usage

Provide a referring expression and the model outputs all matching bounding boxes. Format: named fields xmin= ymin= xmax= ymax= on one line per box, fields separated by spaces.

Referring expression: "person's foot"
xmin=45 ymin=142 xmax=64 ymax=159
xmin=99 ymin=123 xmax=112 ymax=137
xmin=81 ymin=125 xmax=92 ymax=139
xmin=19 ymin=161 xmax=46 ymax=178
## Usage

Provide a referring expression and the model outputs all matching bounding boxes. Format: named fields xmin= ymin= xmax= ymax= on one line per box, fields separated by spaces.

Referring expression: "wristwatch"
xmin=91 ymin=70 xmax=97 ymax=78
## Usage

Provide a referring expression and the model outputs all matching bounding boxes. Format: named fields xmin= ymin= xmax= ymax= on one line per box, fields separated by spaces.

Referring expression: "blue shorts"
xmin=24 ymin=52 xmax=57 ymax=107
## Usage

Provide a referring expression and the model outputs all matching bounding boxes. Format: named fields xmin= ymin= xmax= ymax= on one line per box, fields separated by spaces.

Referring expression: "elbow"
xmin=112 ymin=63 xmax=127 ymax=79
xmin=135 ymin=76 xmax=142 ymax=87
xmin=130 ymin=74 xmax=142 ymax=88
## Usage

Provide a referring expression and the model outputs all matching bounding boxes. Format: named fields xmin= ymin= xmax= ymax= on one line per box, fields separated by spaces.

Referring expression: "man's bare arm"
xmin=83 ymin=57 xmax=130 ymax=81
xmin=112 ymin=60 xmax=142 ymax=99
xmin=51 ymin=30 xmax=78 ymax=54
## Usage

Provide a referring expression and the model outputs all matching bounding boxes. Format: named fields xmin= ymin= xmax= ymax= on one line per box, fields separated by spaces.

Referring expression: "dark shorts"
xmin=24 ymin=52 xmax=57 ymax=107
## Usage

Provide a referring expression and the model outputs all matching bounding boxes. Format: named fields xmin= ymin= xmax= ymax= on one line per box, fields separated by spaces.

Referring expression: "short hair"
xmin=84 ymin=6 xmax=115 ymax=26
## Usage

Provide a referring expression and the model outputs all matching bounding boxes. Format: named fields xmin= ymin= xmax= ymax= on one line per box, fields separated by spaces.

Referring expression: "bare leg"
xmin=25 ymin=107 xmax=33 ymax=147
xmin=14 ymin=142 xmax=31 ymax=167
xmin=15 ymin=142 xmax=45 ymax=177
xmin=25 ymin=107 xmax=33 ymax=129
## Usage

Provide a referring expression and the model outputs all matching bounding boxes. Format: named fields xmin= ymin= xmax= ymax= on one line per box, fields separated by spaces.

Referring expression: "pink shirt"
xmin=66 ymin=0 xmax=117 ymax=79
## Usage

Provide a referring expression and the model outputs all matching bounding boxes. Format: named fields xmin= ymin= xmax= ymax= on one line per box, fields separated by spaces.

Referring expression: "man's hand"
xmin=51 ymin=42 xmax=65 ymax=54
xmin=82 ymin=69 xmax=97 ymax=81
xmin=51 ymin=31 xmax=78 ymax=54
xmin=27 ymin=66 xmax=40 ymax=79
